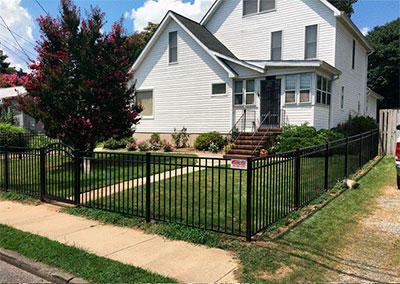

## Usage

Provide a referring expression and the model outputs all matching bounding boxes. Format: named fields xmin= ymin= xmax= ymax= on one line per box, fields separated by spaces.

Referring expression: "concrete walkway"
xmin=0 ymin=200 xmax=238 ymax=283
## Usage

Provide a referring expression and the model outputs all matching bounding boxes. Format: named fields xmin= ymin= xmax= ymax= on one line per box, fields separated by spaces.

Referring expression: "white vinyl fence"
xmin=379 ymin=109 xmax=400 ymax=156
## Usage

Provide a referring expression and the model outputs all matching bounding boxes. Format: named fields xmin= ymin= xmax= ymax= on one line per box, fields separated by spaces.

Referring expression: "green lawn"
xmin=89 ymin=154 xmax=359 ymax=236
xmin=0 ymin=224 xmax=175 ymax=283
xmin=2 ymin=151 xmax=197 ymax=201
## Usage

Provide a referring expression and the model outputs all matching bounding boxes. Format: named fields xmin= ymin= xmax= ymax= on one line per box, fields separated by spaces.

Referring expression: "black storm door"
xmin=260 ymin=79 xmax=281 ymax=127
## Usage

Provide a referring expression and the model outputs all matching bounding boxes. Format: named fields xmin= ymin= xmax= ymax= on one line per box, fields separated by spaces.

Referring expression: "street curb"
xmin=0 ymin=248 xmax=86 ymax=283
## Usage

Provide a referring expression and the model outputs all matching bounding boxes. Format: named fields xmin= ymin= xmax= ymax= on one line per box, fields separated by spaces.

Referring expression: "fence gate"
xmin=379 ymin=109 xmax=400 ymax=156
xmin=42 ymin=143 xmax=77 ymax=204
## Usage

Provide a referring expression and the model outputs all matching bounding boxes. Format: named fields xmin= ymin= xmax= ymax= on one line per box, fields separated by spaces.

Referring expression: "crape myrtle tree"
xmin=14 ymin=0 xmax=143 ymax=151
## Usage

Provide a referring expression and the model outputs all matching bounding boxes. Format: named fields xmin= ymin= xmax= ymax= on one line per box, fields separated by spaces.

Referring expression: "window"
xmin=285 ymin=76 xmax=296 ymax=104
xmin=212 ymin=83 xmax=226 ymax=95
xmin=352 ymin=40 xmax=356 ymax=69
xmin=299 ymin=74 xmax=311 ymax=103
xmin=243 ymin=0 xmax=275 ymax=16
xmin=169 ymin=31 xmax=177 ymax=63
xmin=136 ymin=90 xmax=154 ymax=117
xmin=341 ymin=86 xmax=345 ymax=109
xmin=305 ymin=25 xmax=317 ymax=59
xmin=316 ymin=75 xmax=332 ymax=106
xmin=271 ymin=31 xmax=282 ymax=61
xmin=246 ymin=80 xmax=255 ymax=105
xmin=235 ymin=81 xmax=243 ymax=105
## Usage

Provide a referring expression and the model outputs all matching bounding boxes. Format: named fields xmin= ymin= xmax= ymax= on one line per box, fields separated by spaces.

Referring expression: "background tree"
xmin=328 ymin=0 xmax=358 ymax=17
xmin=0 ymin=50 xmax=16 ymax=75
xmin=127 ymin=22 xmax=158 ymax=63
xmin=367 ymin=18 xmax=400 ymax=109
xmin=14 ymin=0 xmax=142 ymax=151
xmin=0 ymin=108 xmax=16 ymax=125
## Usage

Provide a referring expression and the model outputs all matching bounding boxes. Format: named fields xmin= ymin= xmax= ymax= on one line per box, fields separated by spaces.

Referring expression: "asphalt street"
xmin=0 ymin=260 xmax=47 ymax=283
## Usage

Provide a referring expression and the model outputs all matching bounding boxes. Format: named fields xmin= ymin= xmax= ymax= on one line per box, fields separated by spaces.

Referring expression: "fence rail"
xmin=0 ymin=130 xmax=379 ymax=240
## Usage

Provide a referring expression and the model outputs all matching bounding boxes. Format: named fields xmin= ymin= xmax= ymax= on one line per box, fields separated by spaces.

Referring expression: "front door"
xmin=260 ymin=79 xmax=281 ymax=128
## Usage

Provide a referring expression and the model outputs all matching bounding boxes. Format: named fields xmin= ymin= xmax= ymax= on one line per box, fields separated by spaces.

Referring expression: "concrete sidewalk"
xmin=0 ymin=200 xmax=238 ymax=283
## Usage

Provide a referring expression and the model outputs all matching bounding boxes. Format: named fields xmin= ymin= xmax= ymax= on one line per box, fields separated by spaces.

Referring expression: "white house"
xmin=131 ymin=0 xmax=379 ymax=142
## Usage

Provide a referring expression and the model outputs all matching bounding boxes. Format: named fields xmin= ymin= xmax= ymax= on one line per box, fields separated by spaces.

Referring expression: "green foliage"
xmin=103 ymin=137 xmax=135 ymax=150
xmin=341 ymin=115 xmax=377 ymax=136
xmin=194 ymin=131 xmax=225 ymax=151
xmin=0 ymin=123 xmax=28 ymax=147
xmin=149 ymin=133 xmax=161 ymax=143
xmin=328 ymin=0 xmax=358 ymax=17
xmin=224 ymin=143 xmax=235 ymax=154
xmin=0 ymin=50 xmax=16 ymax=74
xmin=137 ymin=141 xmax=149 ymax=152
xmin=0 ymin=108 xmax=16 ymax=125
xmin=273 ymin=124 xmax=346 ymax=153
xmin=367 ymin=18 xmax=400 ymax=108
xmin=171 ymin=127 xmax=190 ymax=148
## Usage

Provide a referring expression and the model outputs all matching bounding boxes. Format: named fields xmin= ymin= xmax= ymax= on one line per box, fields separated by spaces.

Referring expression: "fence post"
xmin=74 ymin=149 xmax=81 ymax=206
xmin=18 ymin=133 xmax=23 ymax=160
xmin=344 ymin=137 xmax=349 ymax=177
xmin=4 ymin=145 xmax=9 ymax=192
xmin=246 ymin=157 xmax=253 ymax=242
xmin=40 ymin=147 xmax=45 ymax=201
xmin=294 ymin=148 xmax=300 ymax=209
xmin=324 ymin=142 xmax=329 ymax=191
xmin=145 ymin=152 xmax=151 ymax=223
xmin=359 ymin=133 xmax=363 ymax=168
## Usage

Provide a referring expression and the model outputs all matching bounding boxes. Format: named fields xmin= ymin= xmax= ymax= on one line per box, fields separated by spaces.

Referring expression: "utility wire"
xmin=0 ymin=42 xmax=29 ymax=63
xmin=0 ymin=23 xmax=36 ymax=47
xmin=0 ymin=16 xmax=31 ymax=62
xmin=0 ymin=34 xmax=36 ymax=58
xmin=34 ymin=0 xmax=49 ymax=15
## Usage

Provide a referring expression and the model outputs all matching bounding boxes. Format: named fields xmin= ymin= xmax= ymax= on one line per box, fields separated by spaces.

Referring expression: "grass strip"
xmin=0 ymin=224 xmax=176 ymax=283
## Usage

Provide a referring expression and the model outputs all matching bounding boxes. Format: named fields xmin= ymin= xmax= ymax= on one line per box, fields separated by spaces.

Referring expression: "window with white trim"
xmin=341 ymin=86 xmax=345 ymax=109
xmin=246 ymin=80 xmax=255 ymax=105
xmin=285 ymin=76 xmax=296 ymax=104
xmin=234 ymin=81 xmax=243 ymax=105
xmin=352 ymin=40 xmax=356 ymax=69
xmin=212 ymin=83 xmax=226 ymax=95
xmin=305 ymin=25 xmax=317 ymax=59
xmin=169 ymin=31 xmax=177 ymax=63
xmin=243 ymin=0 xmax=275 ymax=16
xmin=271 ymin=31 xmax=282 ymax=61
xmin=299 ymin=74 xmax=311 ymax=103
xmin=316 ymin=75 xmax=331 ymax=106
xmin=136 ymin=90 xmax=154 ymax=117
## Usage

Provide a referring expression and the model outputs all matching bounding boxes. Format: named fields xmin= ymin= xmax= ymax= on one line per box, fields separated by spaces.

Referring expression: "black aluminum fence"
xmin=0 ymin=130 xmax=379 ymax=240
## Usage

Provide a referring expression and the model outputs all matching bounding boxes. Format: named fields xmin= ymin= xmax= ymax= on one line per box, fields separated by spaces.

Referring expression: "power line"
xmin=0 ymin=16 xmax=31 ymax=62
xmin=34 ymin=0 xmax=49 ymax=15
xmin=0 ymin=42 xmax=29 ymax=63
xmin=0 ymin=34 xmax=36 ymax=58
xmin=0 ymin=23 xmax=36 ymax=47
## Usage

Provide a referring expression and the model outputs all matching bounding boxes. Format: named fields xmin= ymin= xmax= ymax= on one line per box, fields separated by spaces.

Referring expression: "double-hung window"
xmin=235 ymin=81 xmax=243 ymax=105
xmin=299 ymin=74 xmax=311 ymax=103
xmin=316 ymin=75 xmax=331 ymax=106
xmin=169 ymin=31 xmax=178 ymax=63
xmin=352 ymin=40 xmax=356 ymax=69
xmin=136 ymin=90 xmax=154 ymax=117
xmin=243 ymin=0 xmax=275 ymax=16
xmin=305 ymin=25 xmax=317 ymax=59
xmin=285 ymin=76 xmax=296 ymax=104
xmin=246 ymin=80 xmax=255 ymax=105
xmin=212 ymin=83 xmax=227 ymax=95
xmin=271 ymin=31 xmax=282 ymax=61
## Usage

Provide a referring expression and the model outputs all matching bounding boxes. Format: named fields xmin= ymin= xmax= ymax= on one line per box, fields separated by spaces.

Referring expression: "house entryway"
xmin=260 ymin=78 xmax=281 ymax=128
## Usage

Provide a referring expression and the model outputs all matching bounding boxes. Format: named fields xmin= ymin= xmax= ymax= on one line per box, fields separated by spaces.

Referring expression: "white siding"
xmin=314 ymin=105 xmax=330 ymax=130
xmin=331 ymin=21 xmax=369 ymax=127
xmin=366 ymin=96 xmax=378 ymax=120
xmin=205 ymin=0 xmax=336 ymax=64
xmin=133 ymin=20 xmax=232 ymax=134
xmin=282 ymin=106 xmax=313 ymax=126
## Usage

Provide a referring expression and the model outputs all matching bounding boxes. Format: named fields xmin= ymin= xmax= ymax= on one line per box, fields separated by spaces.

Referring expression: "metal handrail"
xmin=227 ymin=110 xmax=247 ymax=144
xmin=250 ymin=111 xmax=272 ymax=155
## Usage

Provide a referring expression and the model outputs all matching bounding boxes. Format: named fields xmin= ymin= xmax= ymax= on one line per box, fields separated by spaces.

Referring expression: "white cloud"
xmin=361 ymin=27 xmax=370 ymax=36
xmin=0 ymin=0 xmax=35 ymax=71
xmin=129 ymin=0 xmax=215 ymax=32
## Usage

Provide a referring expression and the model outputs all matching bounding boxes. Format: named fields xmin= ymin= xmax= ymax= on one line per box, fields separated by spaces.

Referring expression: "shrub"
xmin=0 ymin=123 xmax=28 ymax=147
xmin=171 ymin=127 xmax=190 ymax=148
xmin=127 ymin=142 xmax=137 ymax=152
xmin=149 ymin=133 xmax=161 ymax=144
xmin=194 ymin=132 xmax=225 ymax=151
xmin=340 ymin=115 xmax=377 ymax=136
xmin=224 ymin=143 xmax=235 ymax=154
xmin=137 ymin=141 xmax=149 ymax=152
xmin=208 ymin=142 xmax=219 ymax=153
xmin=103 ymin=137 xmax=135 ymax=150
xmin=149 ymin=140 xmax=161 ymax=151
xmin=162 ymin=140 xmax=173 ymax=152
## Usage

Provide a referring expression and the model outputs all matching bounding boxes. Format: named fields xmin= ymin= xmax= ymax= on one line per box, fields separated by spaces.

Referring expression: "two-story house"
xmin=130 ymin=0 xmax=377 ymax=145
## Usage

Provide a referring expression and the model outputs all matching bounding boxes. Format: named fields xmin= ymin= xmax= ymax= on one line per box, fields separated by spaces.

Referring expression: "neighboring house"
xmin=131 ymin=0 xmax=380 ymax=142
xmin=366 ymin=88 xmax=384 ymax=120
xmin=0 ymin=87 xmax=43 ymax=132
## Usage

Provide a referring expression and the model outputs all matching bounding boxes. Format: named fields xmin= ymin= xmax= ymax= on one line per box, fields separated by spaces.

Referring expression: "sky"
xmin=0 ymin=0 xmax=398 ymax=71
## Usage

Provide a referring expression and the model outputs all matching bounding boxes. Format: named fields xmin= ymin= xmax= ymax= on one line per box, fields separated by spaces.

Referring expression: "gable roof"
xmin=170 ymin=12 xmax=237 ymax=59
xmin=131 ymin=11 xmax=264 ymax=78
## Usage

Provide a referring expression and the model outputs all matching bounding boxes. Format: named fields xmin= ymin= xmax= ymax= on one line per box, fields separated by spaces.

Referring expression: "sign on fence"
xmin=231 ymin=159 xmax=248 ymax=170
xmin=379 ymin=109 xmax=400 ymax=156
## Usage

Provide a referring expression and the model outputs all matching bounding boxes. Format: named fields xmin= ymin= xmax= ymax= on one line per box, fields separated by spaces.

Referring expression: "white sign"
xmin=231 ymin=159 xmax=248 ymax=170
